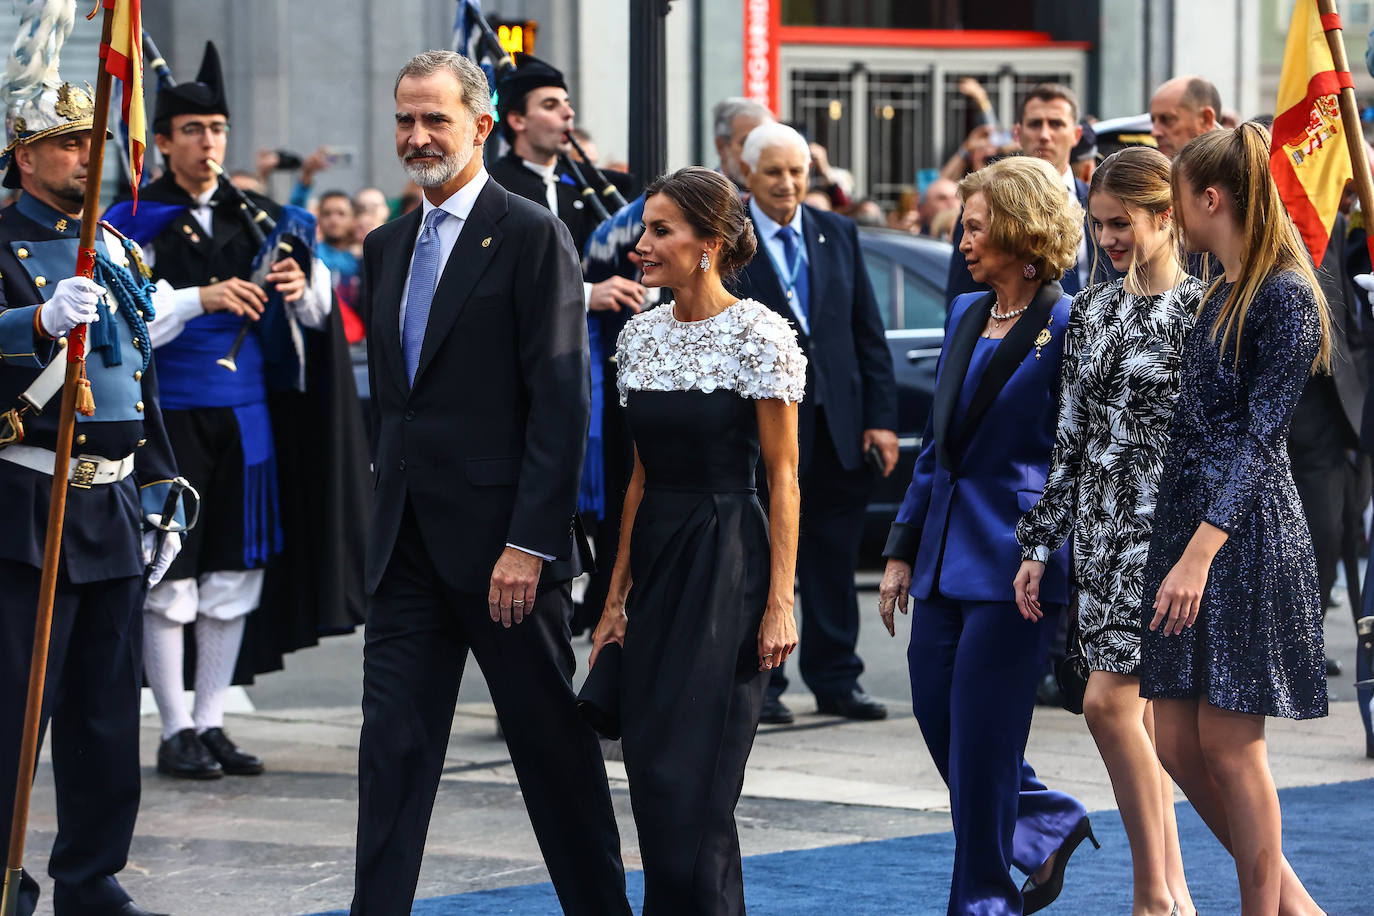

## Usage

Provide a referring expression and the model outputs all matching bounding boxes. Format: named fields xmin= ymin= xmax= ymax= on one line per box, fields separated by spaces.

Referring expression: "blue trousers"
xmin=908 ymin=595 xmax=1086 ymax=916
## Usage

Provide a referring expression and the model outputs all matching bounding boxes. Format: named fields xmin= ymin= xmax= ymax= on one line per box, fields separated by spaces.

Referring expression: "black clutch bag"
xmin=1056 ymin=605 xmax=1089 ymax=716
xmin=577 ymin=642 xmax=623 ymax=740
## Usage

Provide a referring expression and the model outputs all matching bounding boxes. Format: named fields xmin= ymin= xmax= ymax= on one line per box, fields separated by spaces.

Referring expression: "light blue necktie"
xmin=402 ymin=208 xmax=450 ymax=385
xmin=775 ymin=224 xmax=810 ymax=322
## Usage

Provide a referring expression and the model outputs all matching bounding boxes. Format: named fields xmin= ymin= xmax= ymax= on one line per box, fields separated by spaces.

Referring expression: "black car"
xmin=856 ymin=227 xmax=952 ymax=552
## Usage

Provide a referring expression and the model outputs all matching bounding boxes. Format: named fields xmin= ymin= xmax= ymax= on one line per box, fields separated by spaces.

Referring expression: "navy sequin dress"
xmin=1140 ymin=270 xmax=1328 ymax=720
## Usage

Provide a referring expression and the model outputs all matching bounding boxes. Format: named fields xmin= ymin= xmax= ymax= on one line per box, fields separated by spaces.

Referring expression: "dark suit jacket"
xmin=1304 ymin=214 xmax=1366 ymax=446
xmin=883 ymin=285 xmax=1073 ymax=604
xmin=945 ymin=175 xmax=1107 ymax=305
xmin=360 ymin=176 xmax=591 ymax=595
xmin=487 ymin=152 xmax=638 ymax=255
xmin=730 ymin=205 xmax=897 ymax=472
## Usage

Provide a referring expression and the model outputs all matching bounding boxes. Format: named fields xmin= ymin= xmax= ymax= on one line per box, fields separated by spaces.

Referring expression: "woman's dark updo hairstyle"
xmin=644 ymin=166 xmax=758 ymax=276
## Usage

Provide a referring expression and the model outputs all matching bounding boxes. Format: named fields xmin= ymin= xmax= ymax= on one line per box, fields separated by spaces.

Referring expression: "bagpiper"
xmin=103 ymin=41 xmax=369 ymax=781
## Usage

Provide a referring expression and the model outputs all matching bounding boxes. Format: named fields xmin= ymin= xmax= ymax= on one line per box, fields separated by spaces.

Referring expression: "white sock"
xmin=144 ymin=613 xmax=193 ymax=740
xmin=192 ymin=615 xmax=246 ymax=734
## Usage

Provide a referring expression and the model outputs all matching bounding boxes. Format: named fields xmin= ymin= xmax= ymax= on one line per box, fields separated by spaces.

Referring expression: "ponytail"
xmin=1172 ymin=122 xmax=1331 ymax=373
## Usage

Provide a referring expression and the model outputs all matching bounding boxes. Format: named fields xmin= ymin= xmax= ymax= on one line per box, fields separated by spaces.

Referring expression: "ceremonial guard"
xmin=0 ymin=47 xmax=179 ymax=916
xmin=104 ymin=43 xmax=369 ymax=781
xmin=488 ymin=55 xmax=642 ymax=629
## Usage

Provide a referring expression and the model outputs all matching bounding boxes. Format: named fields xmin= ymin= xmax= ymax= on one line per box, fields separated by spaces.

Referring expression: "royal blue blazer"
xmin=883 ymin=284 xmax=1073 ymax=604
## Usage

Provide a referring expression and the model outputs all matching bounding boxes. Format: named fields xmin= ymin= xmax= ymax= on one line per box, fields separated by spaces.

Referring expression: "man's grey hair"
xmin=394 ymin=50 xmax=493 ymax=123
xmin=740 ymin=122 xmax=810 ymax=171
xmin=712 ymin=97 xmax=773 ymax=140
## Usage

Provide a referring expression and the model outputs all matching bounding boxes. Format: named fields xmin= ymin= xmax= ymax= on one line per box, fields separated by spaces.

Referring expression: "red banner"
xmin=743 ymin=0 xmax=779 ymax=114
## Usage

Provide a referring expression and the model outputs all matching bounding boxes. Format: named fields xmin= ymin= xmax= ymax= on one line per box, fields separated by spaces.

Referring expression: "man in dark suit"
xmin=351 ymin=51 xmax=629 ymax=915
xmin=946 ymin=83 xmax=1100 ymax=304
xmin=731 ymin=122 xmax=898 ymax=723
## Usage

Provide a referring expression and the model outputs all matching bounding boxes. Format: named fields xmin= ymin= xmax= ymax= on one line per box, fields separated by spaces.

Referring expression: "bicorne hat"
xmin=152 ymin=41 xmax=229 ymax=130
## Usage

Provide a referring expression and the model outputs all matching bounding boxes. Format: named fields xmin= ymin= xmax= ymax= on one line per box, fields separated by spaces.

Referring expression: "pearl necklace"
xmin=983 ymin=300 xmax=1029 ymax=337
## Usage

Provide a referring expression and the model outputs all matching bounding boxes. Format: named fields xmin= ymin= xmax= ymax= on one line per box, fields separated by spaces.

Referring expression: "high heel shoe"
xmin=1020 ymin=815 xmax=1100 ymax=914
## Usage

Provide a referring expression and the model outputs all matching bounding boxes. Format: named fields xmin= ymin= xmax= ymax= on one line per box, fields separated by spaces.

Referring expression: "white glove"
xmin=39 ymin=277 xmax=105 ymax=337
xmin=142 ymin=529 xmax=183 ymax=588
xmin=1354 ymin=273 xmax=1374 ymax=306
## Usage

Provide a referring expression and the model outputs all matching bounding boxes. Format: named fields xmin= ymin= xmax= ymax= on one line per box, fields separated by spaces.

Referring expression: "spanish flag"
xmin=1271 ymin=0 xmax=1355 ymax=265
xmin=97 ymin=0 xmax=145 ymax=206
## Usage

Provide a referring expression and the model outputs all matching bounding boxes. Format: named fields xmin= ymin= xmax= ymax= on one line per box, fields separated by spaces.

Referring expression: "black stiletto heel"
xmin=1021 ymin=815 xmax=1099 ymax=914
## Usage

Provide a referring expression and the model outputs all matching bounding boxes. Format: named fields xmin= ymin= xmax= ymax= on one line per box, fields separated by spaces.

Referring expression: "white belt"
xmin=0 ymin=444 xmax=135 ymax=488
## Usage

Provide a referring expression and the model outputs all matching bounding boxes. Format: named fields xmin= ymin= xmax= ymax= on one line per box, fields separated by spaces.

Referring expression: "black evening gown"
xmin=614 ymin=299 xmax=806 ymax=915
xmin=1140 ymin=271 xmax=1328 ymax=719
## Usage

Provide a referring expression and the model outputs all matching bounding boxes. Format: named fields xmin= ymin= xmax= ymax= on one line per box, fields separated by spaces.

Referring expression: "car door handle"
xmin=906 ymin=347 xmax=942 ymax=362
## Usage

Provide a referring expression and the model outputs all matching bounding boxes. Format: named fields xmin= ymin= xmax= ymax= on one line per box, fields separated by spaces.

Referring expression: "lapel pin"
xmin=818 ymin=233 xmax=826 ymax=244
xmin=481 ymin=236 xmax=492 ymax=248
xmin=182 ymin=224 xmax=192 ymax=234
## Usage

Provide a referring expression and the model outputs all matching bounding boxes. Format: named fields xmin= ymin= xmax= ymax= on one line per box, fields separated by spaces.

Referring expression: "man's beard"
xmin=43 ymin=176 xmax=86 ymax=210
xmin=402 ymin=147 xmax=469 ymax=188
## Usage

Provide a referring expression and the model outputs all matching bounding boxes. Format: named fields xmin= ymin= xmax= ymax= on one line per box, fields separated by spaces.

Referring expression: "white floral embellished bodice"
xmin=615 ymin=298 xmax=807 ymax=406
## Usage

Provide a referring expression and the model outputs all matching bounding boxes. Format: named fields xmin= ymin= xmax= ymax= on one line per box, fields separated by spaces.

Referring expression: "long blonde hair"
xmin=1171 ymin=122 xmax=1331 ymax=372
xmin=1089 ymin=146 xmax=1178 ymax=292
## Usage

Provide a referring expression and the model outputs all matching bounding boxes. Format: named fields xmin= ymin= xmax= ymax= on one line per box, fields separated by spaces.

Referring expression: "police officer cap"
xmin=153 ymin=42 xmax=229 ymax=131
xmin=496 ymin=53 xmax=567 ymax=123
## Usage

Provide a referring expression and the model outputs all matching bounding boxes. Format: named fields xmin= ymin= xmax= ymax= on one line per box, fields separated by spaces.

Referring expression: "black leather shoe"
xmin=199 ymin=727 xmax=265 ymax=775
xmin=816 ymin=689 xmax=888 ymax=720
xmin=759 ymin=696 xmax=795 ymax=725
xmin=157 ymin=728 xmax=222 ymax=779
xmin=113 ymin=902 xmax=171 ymax=916
xmin=1325 ymin=655 xmax=1343 ymax=676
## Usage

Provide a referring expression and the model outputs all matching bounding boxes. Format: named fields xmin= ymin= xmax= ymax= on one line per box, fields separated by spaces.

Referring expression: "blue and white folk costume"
xmin=99 ymin=41 xmax=360 ymax=779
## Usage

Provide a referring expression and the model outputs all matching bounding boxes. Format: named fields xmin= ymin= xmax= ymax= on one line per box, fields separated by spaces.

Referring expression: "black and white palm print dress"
xmin=1016 ymin=275 xmax=1204 ymax=674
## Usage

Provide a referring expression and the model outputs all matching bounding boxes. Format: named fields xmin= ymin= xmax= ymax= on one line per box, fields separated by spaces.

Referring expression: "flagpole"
xmin=1 ymin=2 xmax=117 ymax=913
xmin=1317 ymin=0 xmax=1374 ymax=260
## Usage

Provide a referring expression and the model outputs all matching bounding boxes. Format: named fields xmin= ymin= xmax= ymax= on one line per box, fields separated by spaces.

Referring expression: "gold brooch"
xmin=54 ymin=83 xmax=95 ymax=120
xmin=481 ymin=236 xmax=492 ymax=248
xmin=1034 ymin=316 xmax=1054 ymax=360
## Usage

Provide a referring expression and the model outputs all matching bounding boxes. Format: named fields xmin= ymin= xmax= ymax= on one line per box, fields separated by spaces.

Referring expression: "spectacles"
xmin=177 ymin=121 xmax=230 ymax=138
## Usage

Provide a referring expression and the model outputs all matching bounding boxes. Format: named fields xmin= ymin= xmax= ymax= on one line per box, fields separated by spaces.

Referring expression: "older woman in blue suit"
xmin=878 ymin=156 xmax=1094 ymax=916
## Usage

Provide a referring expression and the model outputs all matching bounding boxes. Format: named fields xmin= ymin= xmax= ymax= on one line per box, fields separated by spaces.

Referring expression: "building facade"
xmin=2 ymin=1 xmax=1277 ymax=205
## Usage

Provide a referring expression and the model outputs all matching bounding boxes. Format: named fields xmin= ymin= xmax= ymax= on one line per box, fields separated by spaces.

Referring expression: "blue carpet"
xmin=313 ymin=778 xmax=1372 ymax=914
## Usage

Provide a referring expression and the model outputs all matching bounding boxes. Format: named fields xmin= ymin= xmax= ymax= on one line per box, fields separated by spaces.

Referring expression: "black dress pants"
xmin=769 ymin=408 xmax=871 ymax=700
xmin=0 ymin=559 xmax=143 ymax=916
xmin=351 ymin=503 xmax=629 ymax=916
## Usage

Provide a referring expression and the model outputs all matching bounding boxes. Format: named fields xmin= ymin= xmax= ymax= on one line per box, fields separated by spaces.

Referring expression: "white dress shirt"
xmin=1061 ymin=165 xmax=1089 ymax=288
xmin=397 ymin=169 xmax=490 ymax=333
xmin=749 ymin=196 xmax=810 ymax=334
xmin=147 ymin=185 xmax=333 ymax=347
xmin=521 ymin=158 xmax=560 ymax=217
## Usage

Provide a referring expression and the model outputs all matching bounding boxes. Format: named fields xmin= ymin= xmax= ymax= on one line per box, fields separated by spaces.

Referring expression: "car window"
xmin=864 ymin=251 xmax=894 ymax=329
xmin=901 ymin=267 xmax=946 ymax=330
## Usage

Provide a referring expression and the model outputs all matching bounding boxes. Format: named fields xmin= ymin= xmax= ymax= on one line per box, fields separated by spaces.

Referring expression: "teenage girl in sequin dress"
xmin=1143 ymin=122 xmax=1330 ymax=915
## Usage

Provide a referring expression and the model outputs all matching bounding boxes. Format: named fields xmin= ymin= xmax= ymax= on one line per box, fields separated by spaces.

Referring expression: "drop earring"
xmin=699 ymin=251 xmax=711 ymax=271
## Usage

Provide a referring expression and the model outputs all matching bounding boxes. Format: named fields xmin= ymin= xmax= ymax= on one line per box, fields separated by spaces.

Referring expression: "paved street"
xmin=18 ymin=573 xmax=1373 ymax=915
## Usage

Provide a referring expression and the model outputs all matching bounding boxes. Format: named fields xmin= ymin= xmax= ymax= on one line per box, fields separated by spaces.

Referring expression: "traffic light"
xmin=491 ymin=19 xmax=538 ymax=55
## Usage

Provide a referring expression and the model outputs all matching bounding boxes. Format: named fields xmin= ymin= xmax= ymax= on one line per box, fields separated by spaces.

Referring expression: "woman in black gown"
xmin=589 ymin=166 xmax=805 ymax=915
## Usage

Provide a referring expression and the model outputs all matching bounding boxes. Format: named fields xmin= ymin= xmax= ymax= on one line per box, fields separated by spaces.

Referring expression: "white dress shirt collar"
xmin=749 ymin=196 xmax=804 ymax=242
xmin=521 ymin=158 xmax=557 ymax=183
xmin=1060 ymin=166 xmax=1077 ymax=196
xmin=418 ymin=168 xmax=490 ymax=225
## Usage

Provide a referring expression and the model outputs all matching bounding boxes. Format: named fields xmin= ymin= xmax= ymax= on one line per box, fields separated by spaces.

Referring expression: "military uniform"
xmin=0 ymin=183 xmax=181 ymax=916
